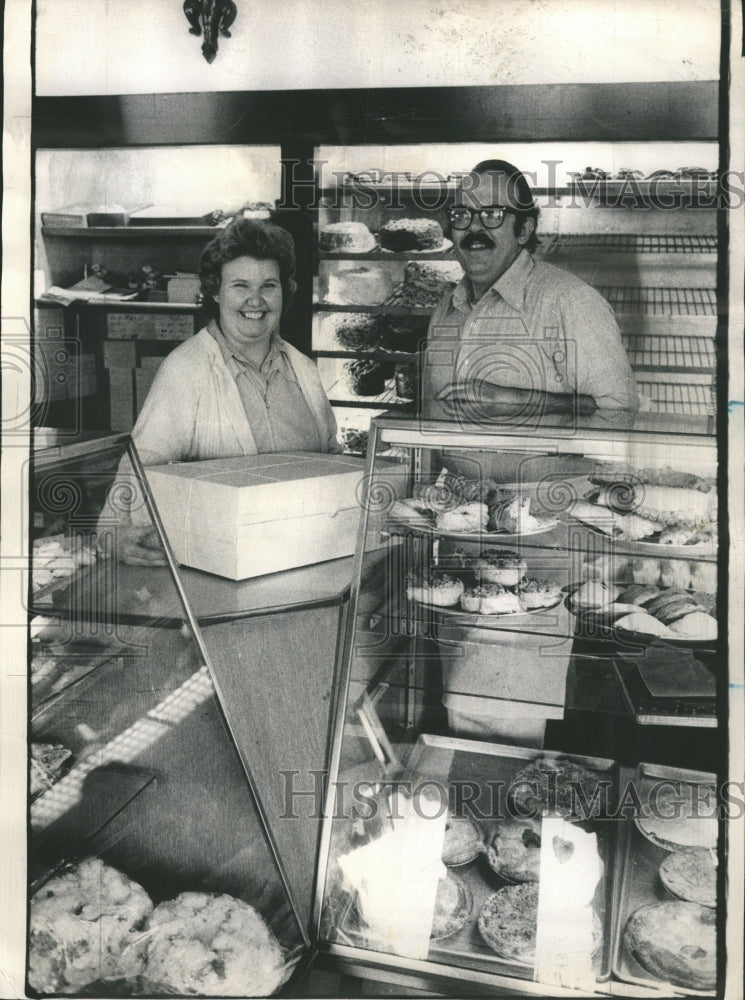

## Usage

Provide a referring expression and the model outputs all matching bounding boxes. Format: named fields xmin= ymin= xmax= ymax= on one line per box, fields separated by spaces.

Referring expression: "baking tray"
xmin=611 ymin=762 xmax=718 ymax=995
xmin=334 ymin=735 xmax=618 ymax=984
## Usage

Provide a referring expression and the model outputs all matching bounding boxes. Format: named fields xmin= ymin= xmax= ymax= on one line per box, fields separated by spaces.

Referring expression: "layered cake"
xmin=399 ymin=261 xmax=463 ymax=308
xmin=394 ymin=359 xmax=419 ymax=400
xmin=346 ymin=359 xmax=386 ymax=396
xmin=380 ymin=316 xmax=429 ymax=353
xmin=320 ymin=221 xmax=376 ymax=253
xmin=379 ymin=218 xmax=445 ymax=251
xmin=326 ymin=265 xmax=394 ymax=306
xmin=332 ymin=313 xmax=386 ymax=351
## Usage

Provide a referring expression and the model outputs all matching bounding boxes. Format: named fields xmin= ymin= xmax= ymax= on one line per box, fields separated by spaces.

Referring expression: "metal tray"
xmin=611 ymin=762 xmax=718 ymax=995
xmin=387 ymin=735 xmax=619 ymax=984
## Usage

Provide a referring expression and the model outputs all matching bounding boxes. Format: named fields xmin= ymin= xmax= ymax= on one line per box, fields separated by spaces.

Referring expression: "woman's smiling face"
xmin=216 ymin=255 xmax=283 ymax=358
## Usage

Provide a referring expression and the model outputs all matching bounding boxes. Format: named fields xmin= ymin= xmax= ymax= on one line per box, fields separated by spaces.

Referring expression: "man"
xmin=422 ymin=159 xmax=638 ymax=421
xmin=422 ymin=160 xmax=638 ymax=746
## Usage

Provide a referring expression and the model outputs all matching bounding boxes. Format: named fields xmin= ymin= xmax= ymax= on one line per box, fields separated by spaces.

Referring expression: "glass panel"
xmin=28 ymin=435 xmax=306 ymax=997
xmin=318 ymin=415 xmax=720 ymax=993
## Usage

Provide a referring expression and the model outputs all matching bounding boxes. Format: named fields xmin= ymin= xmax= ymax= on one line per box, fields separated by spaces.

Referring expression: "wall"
xmin=35 ymin=0 xmax=721 ymax=97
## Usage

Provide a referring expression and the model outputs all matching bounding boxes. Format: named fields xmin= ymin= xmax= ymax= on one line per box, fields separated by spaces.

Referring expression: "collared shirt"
xmin=208 ymin=321 xmax=322 ymax=453
xmin=423 ymin=249 xmax=638 ymax=415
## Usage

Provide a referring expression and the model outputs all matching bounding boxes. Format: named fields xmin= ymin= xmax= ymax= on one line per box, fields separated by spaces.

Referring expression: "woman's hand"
xmin=114 ymin=526 xmax=168 ymax=566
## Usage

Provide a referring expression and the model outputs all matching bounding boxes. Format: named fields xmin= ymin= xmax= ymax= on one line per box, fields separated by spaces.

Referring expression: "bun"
xmin=571 ymin=581 xmax=619 ymax=609
xmin=475 ymin=548 xmax=527 ymax=586
xmin=406 ymin=573 xmax=465 ymax=607
xmin=668 ymin=611 xmax=717 ymax=639
xmin=614 ymin=612 xmax=674 ymax=637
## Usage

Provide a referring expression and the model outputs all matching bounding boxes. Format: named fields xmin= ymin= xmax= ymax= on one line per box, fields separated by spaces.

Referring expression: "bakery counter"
xmin=36 ymin=555 xmax=354 ymax=934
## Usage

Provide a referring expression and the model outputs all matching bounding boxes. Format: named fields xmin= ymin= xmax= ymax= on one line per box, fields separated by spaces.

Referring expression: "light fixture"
xmin=183 ymin=0 xmax=238 ymax=63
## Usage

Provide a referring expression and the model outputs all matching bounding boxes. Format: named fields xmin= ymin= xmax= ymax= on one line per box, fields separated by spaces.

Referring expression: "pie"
xmin=430 ymin=874 xmax=471 ymax=940
xmin=624 ymin=901 xmax=716 ymax=991
xmin=478 ymin=884 xmax=540 ymax=964
xmin=510 ymin=757 xmax=606 ymax=821
xmin=485 ymin=818 xmax=542 ymax=883
xmin=659 ymin=849 xmax=717 ymax=908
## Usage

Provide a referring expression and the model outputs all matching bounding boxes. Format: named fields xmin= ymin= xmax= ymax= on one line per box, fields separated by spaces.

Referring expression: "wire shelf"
xmin=636 ymin=378 xmax=715 ymax=416
xmin=622 ymin=333 xmax=716 ymax=371
xmin=541 ymin=234 xmax=717 ymax=255
xmin=595 ymin=287 xmax=717 ymax=315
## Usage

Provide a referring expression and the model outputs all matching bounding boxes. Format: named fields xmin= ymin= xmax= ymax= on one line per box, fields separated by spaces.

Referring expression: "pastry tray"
xmin=337 ymin=735 xmax=618 ymax=984
xmin=611 ymin=762 xmax=718 ymax=995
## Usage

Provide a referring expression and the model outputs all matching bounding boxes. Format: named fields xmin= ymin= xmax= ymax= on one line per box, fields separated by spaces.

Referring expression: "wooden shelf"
xmin=41 ymin=226 xmax=224 ymax=239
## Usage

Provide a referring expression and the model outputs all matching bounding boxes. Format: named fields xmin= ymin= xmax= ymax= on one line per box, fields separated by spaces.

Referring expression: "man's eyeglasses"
xmin=448 ymin=205 xmax=514 ymax=230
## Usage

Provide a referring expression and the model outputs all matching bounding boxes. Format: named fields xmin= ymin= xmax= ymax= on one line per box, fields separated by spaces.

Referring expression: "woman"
xmin=118 ymin=218 xmax=339 ymax=563
xmin=134 ymin=218 xmax=339 ymax=465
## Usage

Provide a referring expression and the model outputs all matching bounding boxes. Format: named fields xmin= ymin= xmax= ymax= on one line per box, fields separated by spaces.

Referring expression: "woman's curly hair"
xmin=199 ymin=218 xmax=297 ymax=315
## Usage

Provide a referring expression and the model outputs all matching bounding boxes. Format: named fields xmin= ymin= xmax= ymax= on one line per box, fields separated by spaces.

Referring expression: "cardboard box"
xmin=108 ymin=367 xmax=135 ymax=430
xmin=103 ymin=340 xmax=137 ymax=369
xmin=145 ymin=453 xmax=366 ymax=580
xmin=135 ymin=368 xmax=157 ymax=415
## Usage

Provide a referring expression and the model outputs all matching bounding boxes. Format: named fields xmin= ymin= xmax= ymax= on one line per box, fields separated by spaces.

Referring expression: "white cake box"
xmin=144 ymin=452 xmax=366 ymax=580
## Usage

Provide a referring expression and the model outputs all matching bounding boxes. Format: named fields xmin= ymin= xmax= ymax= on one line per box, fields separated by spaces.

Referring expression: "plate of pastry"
xmin=567 ymin=466 xmax=717 ymax=557
xmin=567 ymin=581 xmax=718 ymax=645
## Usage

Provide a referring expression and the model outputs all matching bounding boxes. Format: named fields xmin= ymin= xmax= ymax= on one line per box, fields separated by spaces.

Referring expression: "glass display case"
xmin=315 ymin=410 xmax=722 ymax=996
xmin=28 ymin=434 xmax=308 ymax=997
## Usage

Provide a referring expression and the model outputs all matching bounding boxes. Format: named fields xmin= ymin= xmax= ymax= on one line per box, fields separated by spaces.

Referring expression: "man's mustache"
xmin=459 ymin=232 xmax=495 ymax=249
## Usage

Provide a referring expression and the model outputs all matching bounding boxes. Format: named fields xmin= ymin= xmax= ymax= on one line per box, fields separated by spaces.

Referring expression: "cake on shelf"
xmin=325 ymin=264 xmax=395 ymax=306
xmin=379 ymin=218 xmax=445 ymax=252
xmin=320 ymin=221 xmax=377 ymax=253
xmin=380 ymin=315 xmax=429 ymax=353
xmin=399 ymin=261 xmax=463 ymax=308
xmin=332 ymin=313 xmax=386 ymax=351
xmin=345 ymin=359 xmax=386 ymax=396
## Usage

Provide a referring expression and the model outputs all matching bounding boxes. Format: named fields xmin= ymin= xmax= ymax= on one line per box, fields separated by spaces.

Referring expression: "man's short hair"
xmin=471 ymin=158 xmax=540 ymax=253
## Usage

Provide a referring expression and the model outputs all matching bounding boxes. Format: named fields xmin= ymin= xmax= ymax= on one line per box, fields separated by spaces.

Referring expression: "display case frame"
xmin=27 ymin=433 xmax=313 ymax=997
xmin=313 ymin=409 xmax=724 ymax=997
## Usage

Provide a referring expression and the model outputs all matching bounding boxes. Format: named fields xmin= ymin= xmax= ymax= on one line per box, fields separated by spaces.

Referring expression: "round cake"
xmin=143 ymin=892 xmax=287 ymax=997
xmin=326 ymin=265 xmax=394 ymax=306
xmin=399 ymin=261 xmax=463 ymax=308
xmin=659 ymin=849 xmax=717 ymax=907
xmin=28 ymin=857 xmax=153 ymax=993
xmin=332 ymin=313 xmax=385 ymax=351
xmin=379 ymin=218 xmax=445 ymax=251
xmin=624 ymin=901 xmax=716 ymax=991
xmin=394 ymin=360 xmax=418 ymax=400
xmin=430 ymin=874 xmax=472 ymax=940
xmin=510 ymin=757 xmax=606 ymax=821
xmin=380 ymin=316 xmax=429 ymax=353
xmin=475 ymin=549 xmax=527 ymax=586
xmin=320 ymin=221 xmax=376 ymax=253
xmin=441 ymin=814 xmax=482 ymax=865
xmin=485 ymin=818 xmax=543 ymax=883
xmin=345 ymin=359 xmax=385 ymax=396
xmin=478 ymin=884 xmax=539 ymax=964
